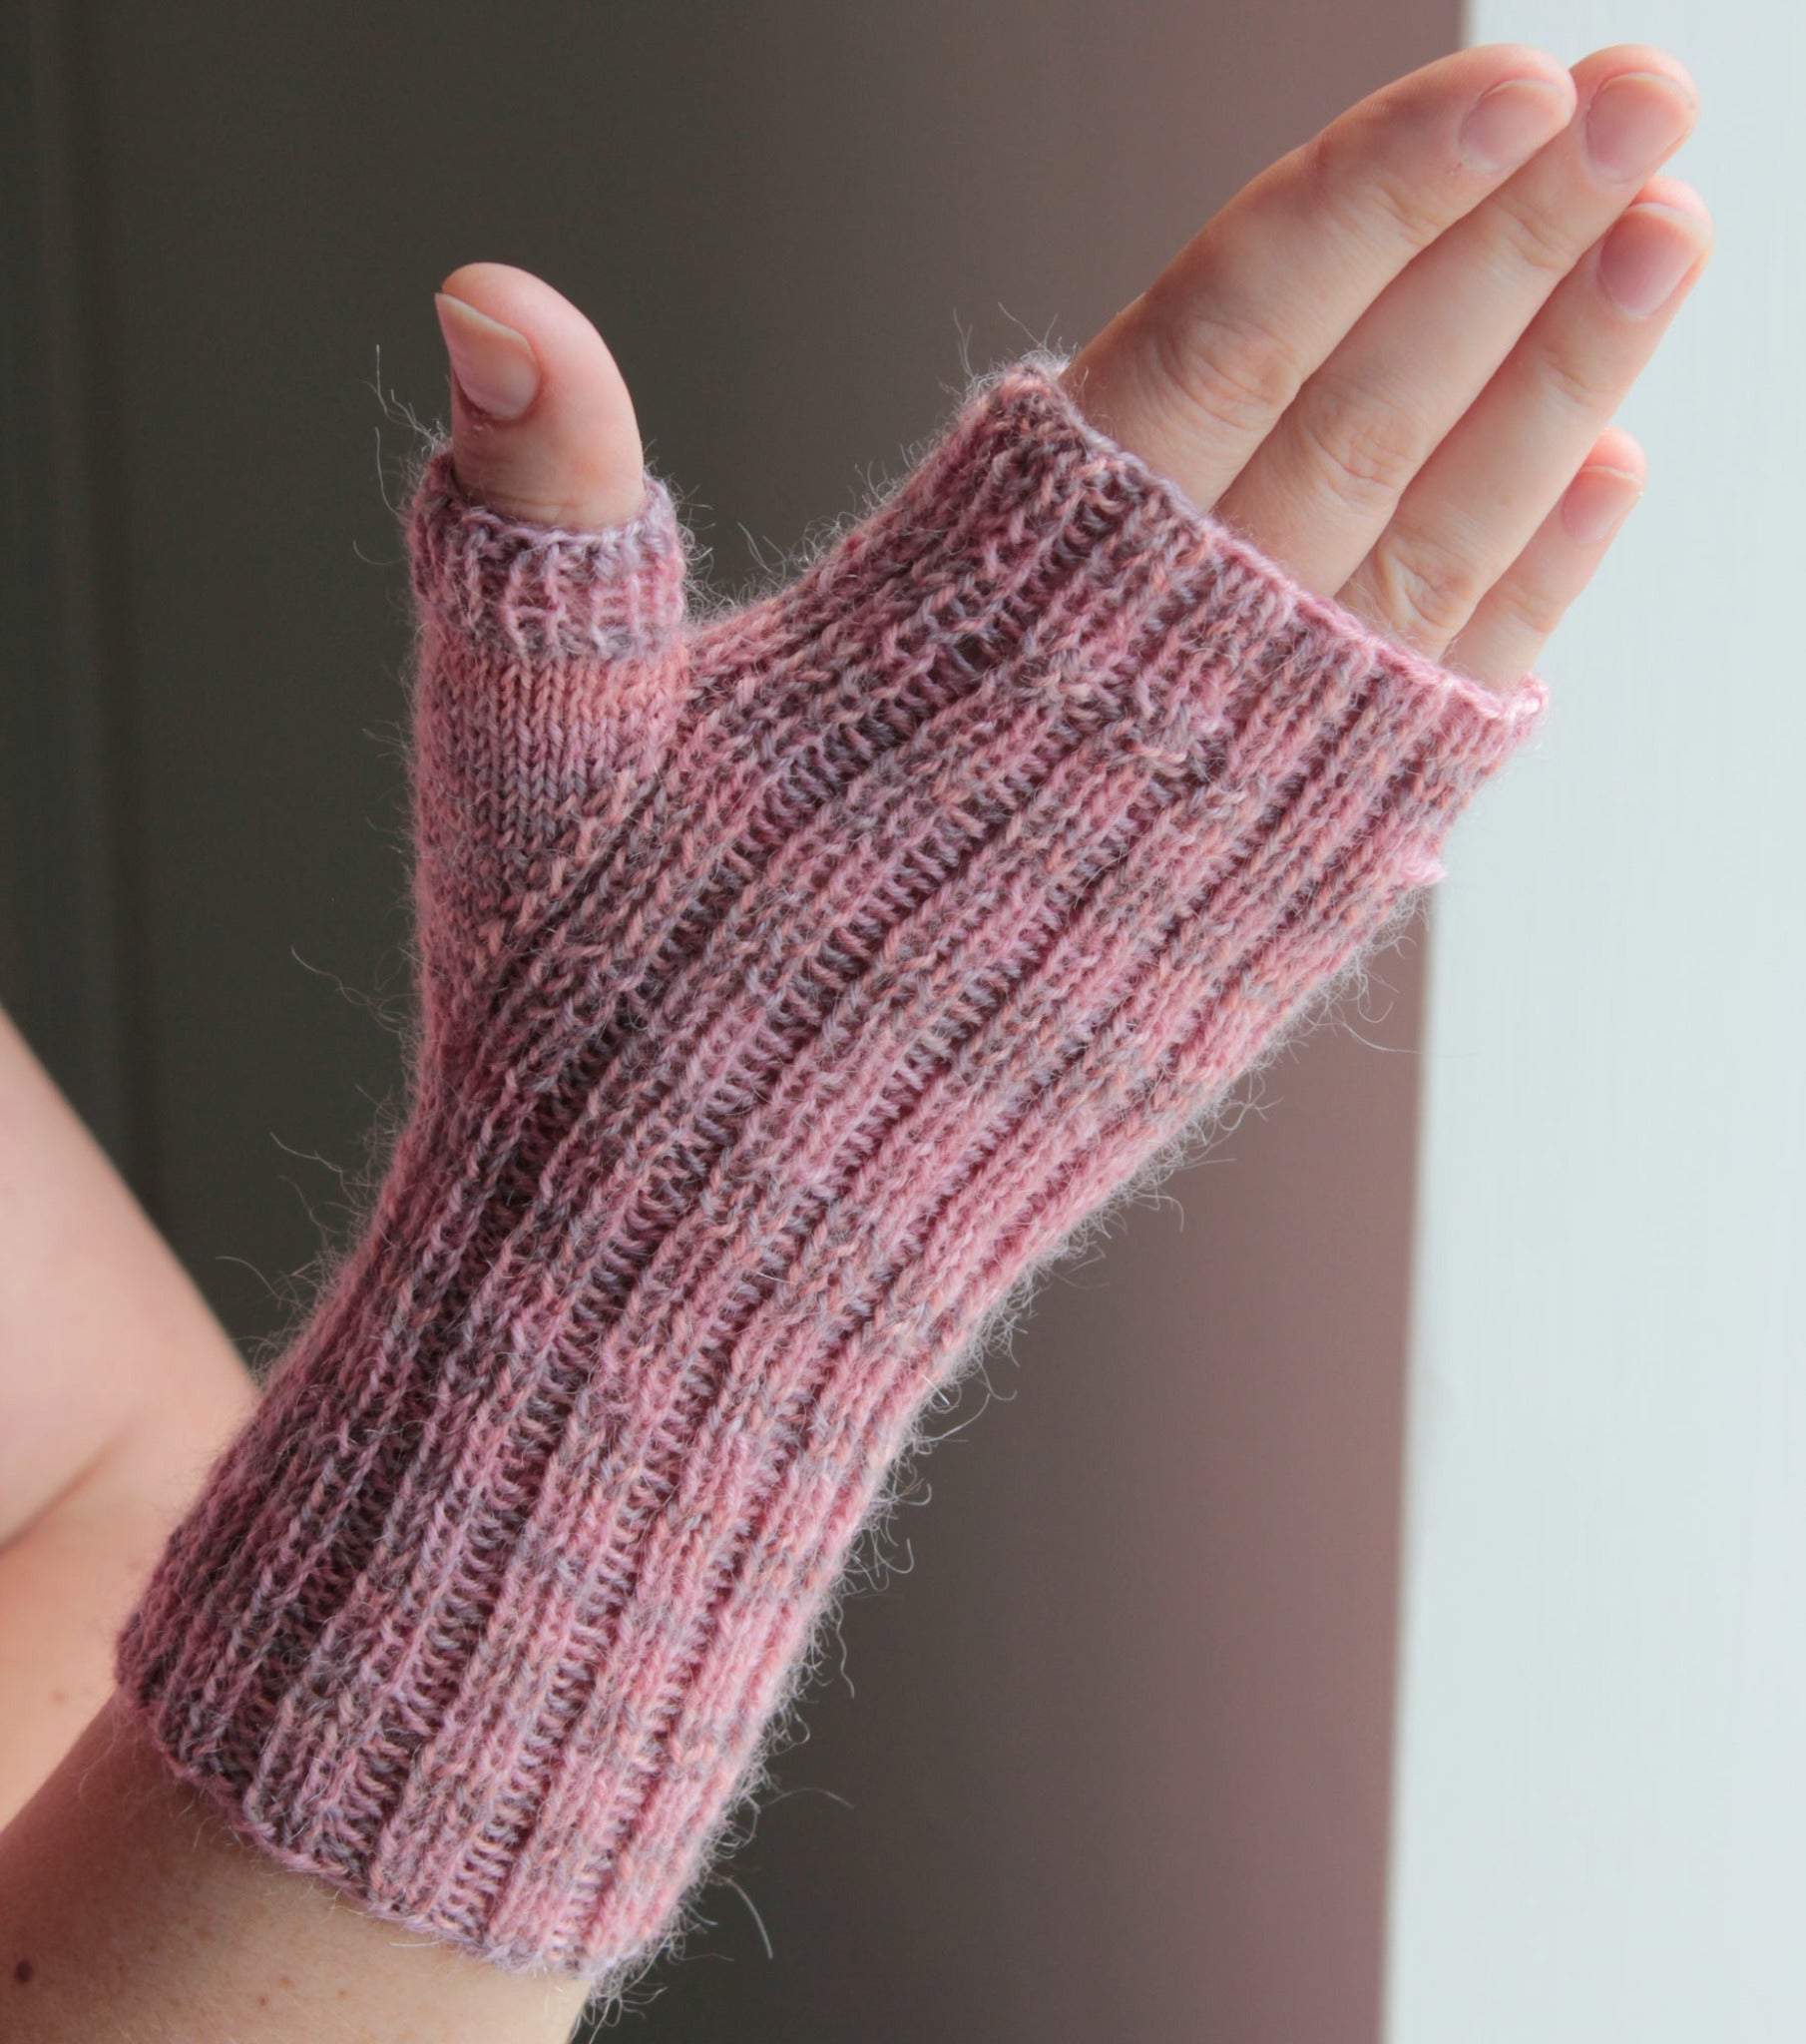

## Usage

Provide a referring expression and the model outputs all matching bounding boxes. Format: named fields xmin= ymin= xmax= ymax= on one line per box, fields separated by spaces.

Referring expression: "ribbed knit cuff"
xmin=873 ymin=350 xmax=1542 ymax=816
xmin=117 ymin=352 xmax=1545 ymax=1990
xmin=408 ymin=453 xmax=688 ymax=664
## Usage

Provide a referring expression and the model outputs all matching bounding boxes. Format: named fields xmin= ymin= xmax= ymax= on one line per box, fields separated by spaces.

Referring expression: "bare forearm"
xmin=0 ymin=1698 xmax=590 ymax=2044
xmin=0 ymin=1009 xmax=252 ymax=1823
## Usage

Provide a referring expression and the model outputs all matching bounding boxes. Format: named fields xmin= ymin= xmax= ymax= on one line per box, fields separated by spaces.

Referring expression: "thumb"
xmin=434 ymin=261 xmax=646 ymax=530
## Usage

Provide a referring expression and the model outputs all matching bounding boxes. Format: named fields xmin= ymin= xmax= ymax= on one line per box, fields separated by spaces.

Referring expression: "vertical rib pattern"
xmin=116 ymin=354 xmax=1545 ymax=1982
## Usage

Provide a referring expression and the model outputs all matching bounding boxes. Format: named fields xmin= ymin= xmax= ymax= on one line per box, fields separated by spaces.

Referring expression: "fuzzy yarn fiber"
xmin=116 ymin=354 xmax=1544 ymax=1983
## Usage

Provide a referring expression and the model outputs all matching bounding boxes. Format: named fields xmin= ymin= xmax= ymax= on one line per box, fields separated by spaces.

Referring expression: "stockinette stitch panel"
xmin=116 ymin=354 xmax=1544 ymax=1982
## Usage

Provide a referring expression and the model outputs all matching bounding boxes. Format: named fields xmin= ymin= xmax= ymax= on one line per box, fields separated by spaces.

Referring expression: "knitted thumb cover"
xmin=117 ymin=355 xmax=1544 ymax=1981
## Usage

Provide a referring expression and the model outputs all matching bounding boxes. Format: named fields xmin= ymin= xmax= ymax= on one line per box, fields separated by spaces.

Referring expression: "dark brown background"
xmin=1 ymin=3 xmax=1455 ymax=2035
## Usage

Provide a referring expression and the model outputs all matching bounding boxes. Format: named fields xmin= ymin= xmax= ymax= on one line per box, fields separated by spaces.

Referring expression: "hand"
xmin=5 ymin=49 xmax=1703 ymax=2044
xmin=433 ymin=43 xmax=1705 ymax=694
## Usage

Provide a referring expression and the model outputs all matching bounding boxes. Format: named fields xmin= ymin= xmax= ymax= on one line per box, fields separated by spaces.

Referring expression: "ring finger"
xmin=1338 ymin=178 xmax=1711 ymax=660
xmin=1443 ymin=427 xmax=1645 ymax=687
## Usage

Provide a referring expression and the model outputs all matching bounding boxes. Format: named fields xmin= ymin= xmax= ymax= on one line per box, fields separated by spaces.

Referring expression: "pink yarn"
xmin=116 ymin=355 xmax=1544 ymax=1984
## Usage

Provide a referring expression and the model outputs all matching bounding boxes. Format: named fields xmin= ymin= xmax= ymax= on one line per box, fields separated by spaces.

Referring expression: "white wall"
xmin=1391 ymin=6 xmax=1806 ymax=2038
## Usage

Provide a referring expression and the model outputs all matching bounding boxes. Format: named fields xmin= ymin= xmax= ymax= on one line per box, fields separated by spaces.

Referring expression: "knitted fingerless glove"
xmin=116 ymin=354 xmax=1544 ymax=1982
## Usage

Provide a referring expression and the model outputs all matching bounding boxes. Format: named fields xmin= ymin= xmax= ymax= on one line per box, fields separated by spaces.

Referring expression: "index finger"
xmin=1063 ymin=44 xmax=1578 ymax=513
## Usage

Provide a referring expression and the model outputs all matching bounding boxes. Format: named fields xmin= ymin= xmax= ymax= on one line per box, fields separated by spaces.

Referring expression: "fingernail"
xmin=435 ymin=291 xmax=541 ymax=421
xmin=1460 ymin=77 xmax=1574 ymax=174
xmin=1597 ymin=203 xmax=1704 ymax=316
xmin=1584 ymin=72 xmax=1694 ymax=183
xmin=1562 ymin=464 xmax=1642 ymax=544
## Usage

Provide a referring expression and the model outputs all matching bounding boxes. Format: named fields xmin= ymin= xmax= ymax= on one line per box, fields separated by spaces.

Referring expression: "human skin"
xmin=0 ymin=1009 xmax=252 ymax=1831
xmin=0 ymin=42 xmax=1708 ymax=2044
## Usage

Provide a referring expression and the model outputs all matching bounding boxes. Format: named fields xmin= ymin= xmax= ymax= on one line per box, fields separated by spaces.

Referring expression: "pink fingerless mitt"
xmin=116 ymin=355 xmax=1544 ymax=1983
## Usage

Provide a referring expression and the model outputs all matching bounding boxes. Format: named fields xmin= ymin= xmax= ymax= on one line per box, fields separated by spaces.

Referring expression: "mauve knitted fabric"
xmin=117 ymin=354 xmax=1545 ymax=1982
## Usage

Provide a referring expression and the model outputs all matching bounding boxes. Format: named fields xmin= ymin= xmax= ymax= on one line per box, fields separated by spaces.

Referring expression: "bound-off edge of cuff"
xmin=111 ymin=1676 xmax=579 ymax=1976
xmin=407 ymin=444 xmax=690 ymax=667
xmin=905 ymin=351 xmax=1551 ymax=775
xmin=407 ymin=362 xmax=1547 ymax=783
